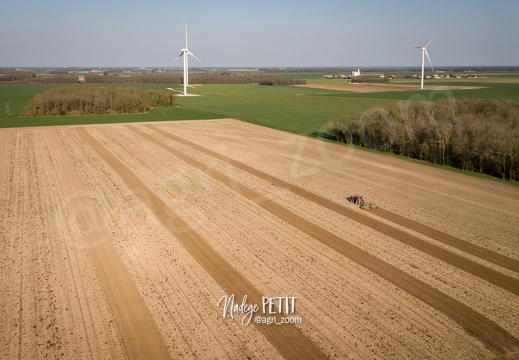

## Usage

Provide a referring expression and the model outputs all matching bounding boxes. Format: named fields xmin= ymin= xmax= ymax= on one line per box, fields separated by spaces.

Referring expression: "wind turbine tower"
xmin=408 ymin=29 xmax=438 ymax=90
xmin=174 ymin=23 xmax=202 ymax=96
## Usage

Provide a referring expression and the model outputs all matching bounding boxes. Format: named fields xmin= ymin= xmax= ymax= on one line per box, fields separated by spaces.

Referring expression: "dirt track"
xmin=1 ymin=119 xmax=519 ymax=359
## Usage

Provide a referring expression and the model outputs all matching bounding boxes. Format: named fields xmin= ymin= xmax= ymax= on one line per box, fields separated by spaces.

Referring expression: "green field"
xmin=175 ymin=84 xmax=397 ymax=135
xmin=0 ymin=84 xmax=224 ymax=127
xmin=174 ymin=74 xmax=519 ymax=136
xmin=1 ymin=73 xmax=519 ymax=136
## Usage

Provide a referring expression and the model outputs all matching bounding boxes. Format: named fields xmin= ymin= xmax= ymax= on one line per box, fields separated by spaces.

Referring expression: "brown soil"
xmin=1 ymin=119 xmax=518 ymax=359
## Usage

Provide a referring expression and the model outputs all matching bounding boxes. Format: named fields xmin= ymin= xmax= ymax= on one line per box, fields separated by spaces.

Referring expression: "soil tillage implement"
xmin=347 ymin=195 xmax=378 ymax=210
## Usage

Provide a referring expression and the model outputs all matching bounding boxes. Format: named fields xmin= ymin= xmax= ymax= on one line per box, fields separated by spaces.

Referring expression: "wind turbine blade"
xmin=173 ymin=52 xmax=184 ymax=64
xmin=425 ymin=28 xmax=439 ymax=48
xmin=190 ymin=52 xmax=203 ymax=64
xmin=424 ymin=48 xmax=434 ymax=72
xmin=185 ymin=22 xmax=188 ymax=48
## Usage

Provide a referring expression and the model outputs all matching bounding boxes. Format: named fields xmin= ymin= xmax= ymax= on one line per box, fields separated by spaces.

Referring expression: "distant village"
xmin=323 ymin=68 xmax=484 ymax=82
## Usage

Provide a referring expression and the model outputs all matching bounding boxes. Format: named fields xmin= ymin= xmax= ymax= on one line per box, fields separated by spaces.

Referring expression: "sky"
xmin=1 ymin=0 xmax=518 ymax=68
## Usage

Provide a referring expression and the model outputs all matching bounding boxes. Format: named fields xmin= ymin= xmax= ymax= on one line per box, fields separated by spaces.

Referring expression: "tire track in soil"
xmin=15 ymin=133 xmax=27 ymax=360
xmin=0 ymin=131 xmax=25 ymax=359
xmin=374 ymin=208 xmax=519 ymax=272
xmin=134 ymin=124 xmax=519 ymax=356
xmin=76 ymin=127 xmax=328 ymax=360
xmin=4 ymin=101 xmax=12 ymax=116
xmin=0 ymin=130 xmax=11 ymax=198
xmin=47 ymin=129 xmax=171 ymax=360
xmin=47 ymin=161 xmax=95 ymax=357
xmin=146 ymin=124 xmax=519 ymax=288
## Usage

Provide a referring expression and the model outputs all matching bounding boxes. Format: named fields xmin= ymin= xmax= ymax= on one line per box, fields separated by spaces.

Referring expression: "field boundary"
xmin=315 ymin=137 xmax=519 ymax=188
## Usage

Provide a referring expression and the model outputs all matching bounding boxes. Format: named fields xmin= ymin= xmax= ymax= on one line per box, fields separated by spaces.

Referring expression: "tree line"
xmin=23 ymin=86 xmax=176 ymax=116
xmin=328 ymin=98 xmax=519 ymax=181
xmin=1 ymin=70 xmax=306 ymax=86
xmin=85 ymin=72 xmax=306 ymax=86
xmin=258 ymin=76 xmax=307 ymax=86
xmin=84 ymin=73 xmax=182 ymax=84
xmin=0 ymin=71 xmax=78 ymax=84
xmin=351 ymin=75 xmax=390 ymax=83
xmin=187 ymin=73 xmax=306 ymax=86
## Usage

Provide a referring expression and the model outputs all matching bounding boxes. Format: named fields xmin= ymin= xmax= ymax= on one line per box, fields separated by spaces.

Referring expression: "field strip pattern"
xmin=126 ymin=125 xmax=519 ymax=355
xmin=87 ymin=126 xmax=476 ymax=357
xmin=374 ymin=208 xmax=519 ymax=272
xmin=168 ymin=119 xmax=519 ymax=255
xmin=3 ymin=121 xmax=519 ymax=359
xmin=57 ymin=127 xmax=286 ymax=359
xmin=1 ymin=129 xmax=125 ymax=359
xmin=76 ymin=127 xmax=328 ymax=360
xmin=46 ymin=129 xmax=171 ymax=360
xmin=145 ymin=124 xmax=519 ymax=290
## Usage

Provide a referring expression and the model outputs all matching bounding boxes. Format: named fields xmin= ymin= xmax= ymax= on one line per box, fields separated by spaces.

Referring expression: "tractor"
xmin=347 ymin=194 xmax=378 ymax=210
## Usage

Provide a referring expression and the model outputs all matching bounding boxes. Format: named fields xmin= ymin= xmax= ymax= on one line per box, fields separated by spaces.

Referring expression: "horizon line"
xmin=2 ymin=65 xmax=519 ymax=69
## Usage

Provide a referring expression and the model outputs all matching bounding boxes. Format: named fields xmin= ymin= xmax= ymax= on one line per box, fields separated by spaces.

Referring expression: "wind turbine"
xmin=408 ymin=29 xmax=438 ymax=90
xmin=173 ymin=23 xmax=202 ymax=96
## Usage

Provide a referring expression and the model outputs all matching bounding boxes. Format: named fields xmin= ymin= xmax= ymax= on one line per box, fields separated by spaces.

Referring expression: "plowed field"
xmin=1 ymin=119 xmax=518 ymax=359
